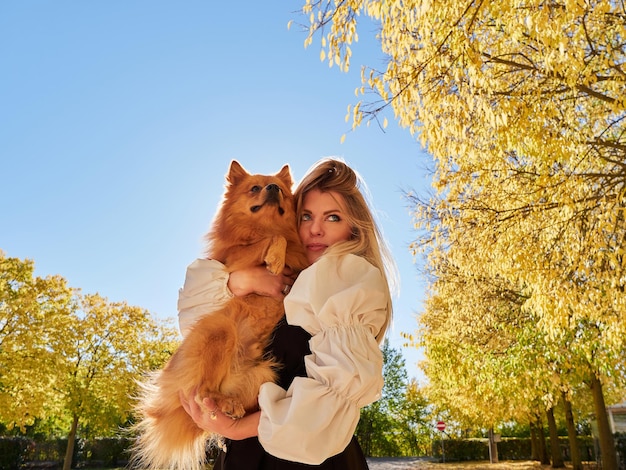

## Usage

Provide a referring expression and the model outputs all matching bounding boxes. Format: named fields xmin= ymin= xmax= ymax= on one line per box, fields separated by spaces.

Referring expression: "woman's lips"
xmin=306 ymin=243 xmax=327 ymax=252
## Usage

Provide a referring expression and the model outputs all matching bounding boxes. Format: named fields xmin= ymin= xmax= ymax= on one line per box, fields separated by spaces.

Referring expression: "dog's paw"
xmin=264 ymin=237 xmax=287 ymax=275
xmin=217 ymin=398 xmax=246 ymax=419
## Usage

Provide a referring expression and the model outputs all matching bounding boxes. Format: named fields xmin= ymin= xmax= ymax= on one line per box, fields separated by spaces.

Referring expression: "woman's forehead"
xmin=302 ymin=189 xmax=346 ymax=210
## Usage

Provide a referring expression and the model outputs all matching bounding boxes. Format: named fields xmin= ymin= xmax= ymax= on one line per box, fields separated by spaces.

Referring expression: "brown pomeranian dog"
xmin=130 ymin=160 xmax=309 ymax=470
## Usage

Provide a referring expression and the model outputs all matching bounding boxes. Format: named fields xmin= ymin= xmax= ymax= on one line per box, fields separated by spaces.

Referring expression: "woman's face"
xmin=298 ymin=188 xmax=353 ymax=264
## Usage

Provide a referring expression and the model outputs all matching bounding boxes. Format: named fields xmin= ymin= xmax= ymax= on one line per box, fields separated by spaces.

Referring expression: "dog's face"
xmin=220 ymin=160 xmax=296 ymax=233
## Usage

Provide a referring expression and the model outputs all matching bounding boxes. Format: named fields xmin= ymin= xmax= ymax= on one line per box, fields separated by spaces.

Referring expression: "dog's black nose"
xmin=264 ymin=183 xmax=282 ymax=208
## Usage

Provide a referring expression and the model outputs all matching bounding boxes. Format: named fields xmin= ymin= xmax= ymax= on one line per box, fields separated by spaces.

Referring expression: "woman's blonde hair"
xmin=294 ymin=157 xmax=398 ymax=341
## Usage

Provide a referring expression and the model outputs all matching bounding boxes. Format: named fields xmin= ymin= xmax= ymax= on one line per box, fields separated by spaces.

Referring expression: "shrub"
xmin=79 ymin=437 xmax=131 ymax=467
xmin=498 ymin=437 xmax=532 ymax=460
xmin=0 ymin=436 xmax=32 ymax=470
xmin=615 ymin=433 xmax=625 ymax=469
xmin=431 ymin=436 xmax=596 ymax=463
xmin=432 ymin=438 xmax=489 ymax=462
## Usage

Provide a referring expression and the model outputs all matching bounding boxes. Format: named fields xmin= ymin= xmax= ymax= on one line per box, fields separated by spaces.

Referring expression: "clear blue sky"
xmin=1 ymin=2 xmax=433 ymax=380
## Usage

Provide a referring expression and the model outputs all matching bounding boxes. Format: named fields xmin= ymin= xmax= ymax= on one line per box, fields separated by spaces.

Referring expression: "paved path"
xmin=366 ymin=457 xmax=429 ymax=469
xmin=366 ymin=459 xmax=548 ymax=470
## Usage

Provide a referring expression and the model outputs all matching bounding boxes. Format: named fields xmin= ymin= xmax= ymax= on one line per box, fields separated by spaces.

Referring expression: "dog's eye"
xmin=250 ymin=185 xmax=262 ymax=193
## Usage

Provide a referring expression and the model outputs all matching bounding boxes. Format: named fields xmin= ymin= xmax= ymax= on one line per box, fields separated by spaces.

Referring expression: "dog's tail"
xmin=129 ymin=371 xmax=210 ymax=470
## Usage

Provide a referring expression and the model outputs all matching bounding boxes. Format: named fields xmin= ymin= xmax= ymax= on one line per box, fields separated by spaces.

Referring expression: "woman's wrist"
xmin=227 ymin=269 xmax=252 ymax=297
xmin=179 ymin=392 xmax=260 ymax=440
xmin=222 ymin=411 xmax=261 ymax=440
xmin=227 ymin=266 xmax=293 ymax=299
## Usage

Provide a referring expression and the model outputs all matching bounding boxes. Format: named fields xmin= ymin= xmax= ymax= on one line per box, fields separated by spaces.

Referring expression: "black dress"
xmin=212 ymin=316 xmax=370 ymax=470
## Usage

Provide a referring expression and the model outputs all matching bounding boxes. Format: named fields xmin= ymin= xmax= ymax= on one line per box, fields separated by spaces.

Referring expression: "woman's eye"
xmin=327 ymin=214 xmax=340 ymax=222
xmin=301 ymin=213 xmax=312 ymax=221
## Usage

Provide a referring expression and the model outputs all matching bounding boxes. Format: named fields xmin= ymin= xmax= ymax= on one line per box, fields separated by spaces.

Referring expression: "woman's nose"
xmin=309 ymin=220 xmax=323 ymax=236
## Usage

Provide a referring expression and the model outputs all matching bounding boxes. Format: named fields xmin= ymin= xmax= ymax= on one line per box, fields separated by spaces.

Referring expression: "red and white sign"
xmin=436 ymin=421 xmax=446 ymax=431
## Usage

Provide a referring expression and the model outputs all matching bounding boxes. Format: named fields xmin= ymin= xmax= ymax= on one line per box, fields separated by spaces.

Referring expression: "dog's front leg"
xmin=263 ymin=235 xmax=287 ymax=275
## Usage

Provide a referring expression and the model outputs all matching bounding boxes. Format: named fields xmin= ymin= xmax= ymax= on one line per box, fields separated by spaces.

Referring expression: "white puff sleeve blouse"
xmin=257 ymin=254 xmax=387 ymax=464
xmin=177 ymin=258 xmax=233 ymax=337
xmin=176 ymin=254 xmax=388 ymax=465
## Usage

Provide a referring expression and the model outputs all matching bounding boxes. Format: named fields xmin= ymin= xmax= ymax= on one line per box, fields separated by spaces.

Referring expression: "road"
xmin=367 ymin=457 xmax=430 ymax=469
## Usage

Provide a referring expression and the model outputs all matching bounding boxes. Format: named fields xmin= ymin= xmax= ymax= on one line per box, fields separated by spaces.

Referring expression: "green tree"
xmin=400 ymin=379 xmax=432 ymax=456
xmin=356 ymin=339 xmax=429 ymax=456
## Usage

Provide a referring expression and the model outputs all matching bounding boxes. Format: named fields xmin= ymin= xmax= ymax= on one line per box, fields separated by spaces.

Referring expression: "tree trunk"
xmin=590 ymin=374 xmax=618 ymax=470
xmin=562 ymin=391 xmax=582 ymax=470
xmin=488 ymin=427 xmax=499 ymax=463
xmin=537 ymin=414 xmax=551 ymax=465
xmin=547 ymin=405 xmax=565 ymax=467
xmin=530 ymin=422 xmax=540 ymax=461
xmin=63 ymin=414 xmax=79 ymax=470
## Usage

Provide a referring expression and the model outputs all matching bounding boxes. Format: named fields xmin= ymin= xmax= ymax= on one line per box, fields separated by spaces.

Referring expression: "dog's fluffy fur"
xmin=130 ymin=161 xmax=309 ymax=470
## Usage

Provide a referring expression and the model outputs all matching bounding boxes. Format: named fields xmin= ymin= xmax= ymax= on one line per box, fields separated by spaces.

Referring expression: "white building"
xmin=607 ymin=403 xmax=626 ymax=434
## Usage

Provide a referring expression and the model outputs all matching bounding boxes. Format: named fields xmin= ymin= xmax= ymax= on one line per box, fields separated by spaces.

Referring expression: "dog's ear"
xmin=276 ymin=164 xmax=294 ymax=189
xmin=227 ymin=160 xmax=249 ymax=185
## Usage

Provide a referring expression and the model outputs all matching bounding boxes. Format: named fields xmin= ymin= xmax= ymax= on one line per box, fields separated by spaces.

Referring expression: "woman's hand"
xmin=179 ymin=390 xmax=260 ymax=441
xmin=228 ymin=266 xmax=297 ymax=298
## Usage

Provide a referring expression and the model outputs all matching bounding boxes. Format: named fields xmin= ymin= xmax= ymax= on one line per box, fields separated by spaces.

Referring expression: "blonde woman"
xmin=179 ymin=158 xmax=397 ymax=469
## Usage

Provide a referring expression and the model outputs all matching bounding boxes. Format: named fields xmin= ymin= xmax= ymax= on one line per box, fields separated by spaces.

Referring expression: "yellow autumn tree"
xmin=408 ymin=175 xmax=625 ymax=463
xmin=300 ymin=0 xmax=626 ymax=345
xmin=50 ymin=293 xmax=179 ymax=470
xmin=418 ymin=247 xmax=598 ymax=469
xmin=418 ymin=254 xmax=541 ymax=426
xmin=0 ymin=252 xmax=179 ymax=470
xmin=409 ymin=147 xmax=626 ymax=465
xmin=0 ymin=251 xmax=73 ymax=430
xmin=299 ymin=2 xmax=625 ymax=467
